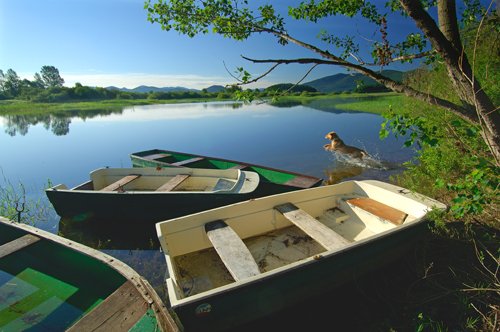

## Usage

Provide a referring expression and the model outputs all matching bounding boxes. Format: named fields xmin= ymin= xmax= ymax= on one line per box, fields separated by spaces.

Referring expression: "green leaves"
xmin=235 ymin=67 xmax=251 ymax=83
xmin=145 ymin=0 xmax=286 ymax=42
xmin=380 ymin=109 xmax=439 ymax=148
xmin=289 ymin=0 xmax=380 ymax=23
xmin=318 ymin=31 xmax=359 ymax=60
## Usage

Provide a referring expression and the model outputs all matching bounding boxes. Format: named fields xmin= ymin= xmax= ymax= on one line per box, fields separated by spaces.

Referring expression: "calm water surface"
xmin=0 ymin=100 xmax=416 ymax=321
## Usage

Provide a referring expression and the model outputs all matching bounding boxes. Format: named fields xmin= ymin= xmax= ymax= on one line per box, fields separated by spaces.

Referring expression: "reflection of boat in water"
xmin=156 ymin=180 xmax=446 ymax=331
xmin=0 ymin=216 xmax=179 ymax=331
xmin=324 ymin=164 xmax=364 ymax=185
xmin=58 ymin=216 xmax=160 ymax=250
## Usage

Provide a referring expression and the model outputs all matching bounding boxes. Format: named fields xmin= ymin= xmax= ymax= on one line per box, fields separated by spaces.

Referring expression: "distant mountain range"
xmin=105 ymin=70 xmax=405 ymax=94
xmin=105 ymin=85 xmax=226 ymax=93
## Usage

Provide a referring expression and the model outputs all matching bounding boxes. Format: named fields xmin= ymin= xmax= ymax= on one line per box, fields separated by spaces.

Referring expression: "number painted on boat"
xmin=195 ymin=303 xmax=212 ymax=317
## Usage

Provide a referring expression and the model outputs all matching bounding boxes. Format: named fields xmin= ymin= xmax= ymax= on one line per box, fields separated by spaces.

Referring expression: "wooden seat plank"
xmin=171 ymin=157 xmax=204 ymax=166
xmin=275 ymin=203 xmax=349 ymax=251
xmin=143 ymin=153 xmax=171 ymax=160
xmin=346 ymin=197 xmax=407 ymax=225
xmin=156 ymin=174 xmax=190 ymax=192
xmin=0 ymin=234 xmax=40 ymax=259
xmin=229 ymin=164 xmax=247 ymax=170
xmin=205 ymin=220 xmax=260 ymax=281
xmin=67 ymin=281 xmax=147 ymax=332
xmin=100 ymin=175 xmax=141 ymax=191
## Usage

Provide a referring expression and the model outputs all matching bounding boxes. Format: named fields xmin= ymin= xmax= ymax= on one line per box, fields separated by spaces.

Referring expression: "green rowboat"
xmin=0 ymin=217 xmax=180 ymax=331
xmin=129 ymin=149 xmax=323 ymax=194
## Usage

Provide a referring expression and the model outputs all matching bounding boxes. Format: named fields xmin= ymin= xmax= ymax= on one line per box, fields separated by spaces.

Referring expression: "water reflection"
xmin=58 ymin=217 xmax=159 ymax=250
xmin=270 ymin=96 xmax=370 ymax=114
xmin=57 ymin=217 xmax=168 ymax=299
xmin=0 ymin=108 xmax=125 ymax=136
xmin=1 ymin=98 xmax=375 ymax=137
xmin=323 ymin=164 xmax=364 ymax=185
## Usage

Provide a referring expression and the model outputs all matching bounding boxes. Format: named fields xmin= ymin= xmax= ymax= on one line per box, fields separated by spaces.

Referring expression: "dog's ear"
xmin=325 ymin=131 xmax=335 ymax=139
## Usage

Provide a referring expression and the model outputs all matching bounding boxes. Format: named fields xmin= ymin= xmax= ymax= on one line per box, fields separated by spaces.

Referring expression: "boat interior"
xmin=133 ymin=150 xmax=321 ymax=187
xmin=57 ymin=168 xmax=254 ymax=193
xmin=157 ymin=181 xmax=429 ymax=301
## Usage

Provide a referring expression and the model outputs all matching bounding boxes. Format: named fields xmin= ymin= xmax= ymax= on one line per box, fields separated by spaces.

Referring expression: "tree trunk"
xmin=400 ymin=0 xmax=500 ymax=165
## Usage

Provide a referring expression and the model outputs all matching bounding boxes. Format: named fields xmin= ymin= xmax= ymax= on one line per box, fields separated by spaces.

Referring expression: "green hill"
xmin=265 ymin=83 xmax=317 ymax=93
xmin=304 ymin=70 xmax=404 ymax=93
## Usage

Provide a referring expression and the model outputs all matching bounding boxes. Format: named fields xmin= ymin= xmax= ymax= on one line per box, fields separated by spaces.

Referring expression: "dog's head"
xmin=325 ymin=131 xmax=339 ymax=140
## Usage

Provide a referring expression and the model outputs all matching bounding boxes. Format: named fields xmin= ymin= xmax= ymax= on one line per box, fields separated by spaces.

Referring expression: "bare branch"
xmin=223 ymin=61 xmax=244 ymax=82
xmin=241 ymin=55 xmax=478 ymax=124
xmin=390 ymin=51 xmax=435 ymax=62
xmin=233 ymin=61 xmax=281 ymax=86
xmin=241 ymin=56 xmax=344 ymax=66
xmin=283 ymin=63 xmax=319 ymax=94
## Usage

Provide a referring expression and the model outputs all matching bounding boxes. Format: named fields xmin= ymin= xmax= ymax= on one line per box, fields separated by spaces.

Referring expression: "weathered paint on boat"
xmin=156 ymin=180 xmax=446 ymax=331
xmin=46 ymin=167 xmax=260 ymax=223
xmin=0 ymin=217 xmax=180 ymax=331
xmin=130 ymin=149 xmax=323 ymax=194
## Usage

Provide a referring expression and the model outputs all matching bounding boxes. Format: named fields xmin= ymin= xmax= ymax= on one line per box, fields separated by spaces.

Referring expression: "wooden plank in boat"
xmin=67 ymin=280 xmax=147 ymax=332
xmin=205 ymin=220 xmax=260 ymax=281
xmin=275 ymin=203 xmax=349 ymax=251
xmin=171 ymin=157 xmax=204 ymax=166
xmin=156 ymin=174 xmax=190 ymax=192
xmin=346 ymin=197 xmax=407 ymax=225
xmin=143 ymin=153 xmax=171 ymax=160
xmin=229 ymin=164 xmax=247 ymax=170
xmin=0 ymin=234 xmax=40 ymax=259
xmin=100 ymin=175 xmax=141 ymax=191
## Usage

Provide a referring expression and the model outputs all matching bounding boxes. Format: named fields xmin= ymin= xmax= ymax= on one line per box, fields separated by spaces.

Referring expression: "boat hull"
xmin=156 ymin=180 xmax=446 ymax=331
xmin=46 ymin=167 xmax=261 ymax=223
xmin=172 ymin=220 xmax=426 ymax=331
xmin=46 ymin=189 xmax=267 ymax=223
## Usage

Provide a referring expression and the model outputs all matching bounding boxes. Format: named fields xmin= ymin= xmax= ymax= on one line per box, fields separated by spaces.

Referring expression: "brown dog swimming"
xmin=323 ymin=131 xmax=368 ymax=159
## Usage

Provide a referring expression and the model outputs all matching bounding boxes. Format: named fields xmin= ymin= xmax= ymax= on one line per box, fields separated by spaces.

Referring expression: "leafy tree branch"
xmin=145 ymin=0 xmax=500 ymax=164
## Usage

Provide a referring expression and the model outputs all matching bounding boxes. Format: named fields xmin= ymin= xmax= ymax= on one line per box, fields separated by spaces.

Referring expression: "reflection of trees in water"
xmin=302 ymin=98 xmax=362 ymax=114
xmin=202 ymin=102 xmax=244 ymax=110
xmin=3 ymin=114 xmax=70 ymax=136
xmin=269 ymin=98 xmax=363 ymax=113
xmin=1 ymin=108 xmax=124 ymax=136
xmin=269 ymin=100 xmax=302 ymax=108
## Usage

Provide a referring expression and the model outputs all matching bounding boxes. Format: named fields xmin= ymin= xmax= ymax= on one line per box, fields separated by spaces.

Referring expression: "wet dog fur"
xmin=323 ymin=131 xmax=368 ymax=159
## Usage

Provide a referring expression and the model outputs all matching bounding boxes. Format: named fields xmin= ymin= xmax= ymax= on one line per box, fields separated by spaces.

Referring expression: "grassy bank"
xmin=0 ymin=97 xmax=224 ymax=115
xmin=0 ymin=92 xmax=401 ymax=116
xmin=269 ymin=92 xmax=403 ymax=113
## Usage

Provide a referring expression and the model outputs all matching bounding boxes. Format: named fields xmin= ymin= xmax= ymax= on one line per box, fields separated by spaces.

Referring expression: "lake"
xmin=0 ymin=100 xmax=416 ymax=329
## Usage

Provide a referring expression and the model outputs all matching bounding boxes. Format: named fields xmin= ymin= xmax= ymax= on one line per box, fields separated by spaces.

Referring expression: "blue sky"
xmin=1 ymin=0 xmax=490 ymax=90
